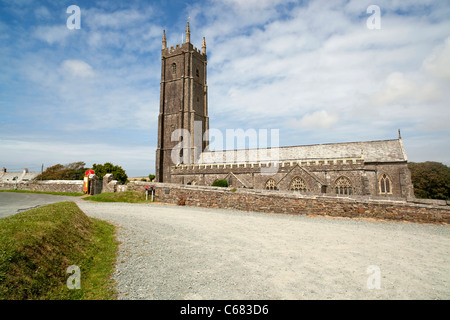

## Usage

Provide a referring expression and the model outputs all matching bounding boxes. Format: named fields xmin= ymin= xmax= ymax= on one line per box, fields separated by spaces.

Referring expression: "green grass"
xmin=83 ymin=191 xmax=154 ymax=203
xmin=0 ymin=202 xmax=118 ymax=300
xmin=0 ymin=190 xmax=84 ymax=197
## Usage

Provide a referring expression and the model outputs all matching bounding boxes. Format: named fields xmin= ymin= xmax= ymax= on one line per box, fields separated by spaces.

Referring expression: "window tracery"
xmin=290 ymin=177 xmax=307 ymax=192
xmin=335 ymin=176 xmax=352 ymax=195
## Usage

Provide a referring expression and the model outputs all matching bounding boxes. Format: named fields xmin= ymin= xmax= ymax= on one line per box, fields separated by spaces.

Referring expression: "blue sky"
xmin=1 ymin=0 xmax=449 ymax=177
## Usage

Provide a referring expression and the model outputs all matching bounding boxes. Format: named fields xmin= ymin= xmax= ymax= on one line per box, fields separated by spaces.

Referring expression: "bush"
xmin=408 ymin=162 xmax=450 ymax=200
xmin=212 ymin=179 xmax=228 ymax=187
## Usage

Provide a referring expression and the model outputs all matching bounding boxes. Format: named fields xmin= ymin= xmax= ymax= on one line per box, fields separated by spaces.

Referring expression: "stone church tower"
xmin=155 ymin=23 xmax=209 ymax=182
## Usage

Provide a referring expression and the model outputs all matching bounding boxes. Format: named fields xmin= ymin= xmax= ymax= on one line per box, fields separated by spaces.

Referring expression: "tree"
xmin=148 ymin=174 xmax=155 ymax=181
xmin=212 ymin=179 xmax=228 ymax=187
xmin=35 ymin=161 xmax=87 ymax=180
xmin=408 ymin=162 xmax=450 ymax=200
xmin=91 ymin=162 xmax=128 ymax=184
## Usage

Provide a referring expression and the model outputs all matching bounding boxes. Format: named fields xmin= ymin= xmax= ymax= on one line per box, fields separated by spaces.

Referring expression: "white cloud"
xmin=371 ymin=72 xmax=441 ymax=105
xmin=33 ymin=25 xmax=71 ymax=45
xmin=217 ymin=0 xmax=293 ymax=11
xmin=81 ymin=7 xmax=161 ymax=53
xmin=61 ymin=60 xmax=95 ymax=78
xmin=422 ymin=36 xmax=450 ymax=81
xmin=369 ymin=36 xmax=450 ymax=111
xmin=84 ymin=7 xmax=153 ymax=30
xmin=290 ymin=110 xmax=339 ymax=130
xmin=34 ymin=6 xmax=51 ymax=20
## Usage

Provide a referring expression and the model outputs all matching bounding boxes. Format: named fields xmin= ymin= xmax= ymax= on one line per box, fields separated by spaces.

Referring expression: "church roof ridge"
xmin=199 ymin=138 xmax=407 ymax=163
xmin=202 ymin=138 xmax=401 ymax=153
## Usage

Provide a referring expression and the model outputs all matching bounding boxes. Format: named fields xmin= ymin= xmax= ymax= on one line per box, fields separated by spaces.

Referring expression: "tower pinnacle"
xmin=202 ymin=36 xmax=206 ymax=55
xmin=162 ymin=29 xmax=167 ymax=49
xmin=185 ymin=21 xmax=190 ymax=43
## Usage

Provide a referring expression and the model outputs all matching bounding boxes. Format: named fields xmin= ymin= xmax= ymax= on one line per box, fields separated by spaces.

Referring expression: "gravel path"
xmin=75 ymin=200 xmax=450 ymax=300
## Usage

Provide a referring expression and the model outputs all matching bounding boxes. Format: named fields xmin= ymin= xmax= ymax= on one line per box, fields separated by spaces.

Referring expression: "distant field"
xmin=128 ymin=177 xmax=155 ymax=182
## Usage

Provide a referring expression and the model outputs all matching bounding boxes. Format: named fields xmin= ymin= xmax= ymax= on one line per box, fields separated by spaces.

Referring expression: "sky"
xmin=1 ymin=0 xmax=449 ymax=177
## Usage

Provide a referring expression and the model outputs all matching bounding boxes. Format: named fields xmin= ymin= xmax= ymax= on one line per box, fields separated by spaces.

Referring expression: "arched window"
xmin=171 ymin=63 xmax=176 ymax=74
xmin=379 ymin=174 xmax=392 ymax=194
xmin=335 ymin=176 xmax=352 ymax=195
xmin=265 ymin=179 xmax=277 ymax=190
xmin=290 ymin=177 xmax=307 ymax=192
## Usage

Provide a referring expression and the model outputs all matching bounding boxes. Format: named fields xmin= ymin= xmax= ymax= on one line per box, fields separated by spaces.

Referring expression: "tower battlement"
xmin=161 ymin=21 xmax=206 ymax=57
xmin=163 ymin=43 xmax=206 ymax=58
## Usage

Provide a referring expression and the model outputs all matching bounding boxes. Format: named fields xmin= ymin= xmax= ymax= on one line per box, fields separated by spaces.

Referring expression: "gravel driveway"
xmin=75 ymin=200 xmax=450 ymax=300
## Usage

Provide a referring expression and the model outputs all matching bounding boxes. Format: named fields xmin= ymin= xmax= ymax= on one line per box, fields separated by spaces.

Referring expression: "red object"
xmin=85 ymin=170 xmax=95 ymax=176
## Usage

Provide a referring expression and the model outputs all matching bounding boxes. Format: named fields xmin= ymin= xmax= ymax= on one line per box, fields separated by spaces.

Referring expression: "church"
xmin=155 ymin=23 xmax=415 ymax=199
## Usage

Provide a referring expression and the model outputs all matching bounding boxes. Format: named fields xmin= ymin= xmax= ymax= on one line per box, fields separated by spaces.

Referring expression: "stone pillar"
xmin=88 ymin=174 xmax=102 ymax=195
xmin=102 ymin=173 xmax=119 ymax=193
xmin=400 ymin=166 xmax=415 ymax=200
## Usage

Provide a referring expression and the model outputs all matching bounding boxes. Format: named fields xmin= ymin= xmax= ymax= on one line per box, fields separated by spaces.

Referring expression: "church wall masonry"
xmin=169 ymin=159 xmax=413 ymax=198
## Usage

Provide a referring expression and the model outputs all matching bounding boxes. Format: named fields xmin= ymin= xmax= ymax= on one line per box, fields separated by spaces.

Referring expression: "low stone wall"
xmin=127 ymin=182 xmax=450 ymax=224
xmin=0 ymin=180 xmax=83 ymax=193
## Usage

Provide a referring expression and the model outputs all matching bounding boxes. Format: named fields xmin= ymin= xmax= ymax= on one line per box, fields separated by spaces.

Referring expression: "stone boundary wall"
xmin=127 ymin=182 xmax=450 ymax=224
xmin=0 ymin=180 xmax=83 ymax=193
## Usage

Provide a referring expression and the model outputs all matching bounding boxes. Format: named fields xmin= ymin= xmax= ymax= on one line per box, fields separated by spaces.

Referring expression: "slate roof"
xmin=198 ymin=139 xmax=408 ymax=164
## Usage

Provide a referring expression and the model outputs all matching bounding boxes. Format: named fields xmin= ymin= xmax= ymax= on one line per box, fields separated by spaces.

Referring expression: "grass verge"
xmin=83 ymin=191 xmax=153 ymax=203
xmin=0 ymin=201 xmax=118 ymax=300
xmin=0 ymin=190 xmax=84 ymax=197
